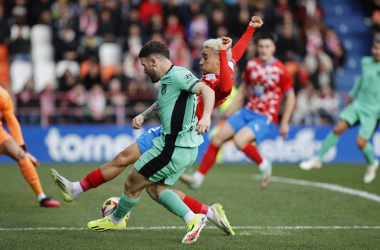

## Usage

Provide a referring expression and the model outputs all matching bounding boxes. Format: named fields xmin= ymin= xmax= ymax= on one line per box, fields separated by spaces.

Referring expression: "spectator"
xmin=83 ymin=62 xmax=102 ymax=90
xmin=67 ymin=83 xmax=86 ymax=123
xmin=293 ymin=62 xmax=311 ymax=92
xmin=372 ymin=10 xmax=380 ymax=40
xmin=323 ymin=28 xmax=345 ymax=68
xmin=164 ymin=15 xmax=186 ymax=41
xmin=296 ymin=0 xmax=324 ymax=26
xmin=164 ymin=0 xmax=181 ymax=22
xmin=107 ymin=78 xmax=126 ymax=123
xmin=109 ymin=63 xmax=130 ymax=91
xmin=78 ymin=6 xmax=98 ymax=37
xmin=292 ymin=83 xmax=320 ymax=125
xmin=85 ymin=84 xmax=106 ymax=122
xmin=210 ymin=9 xmax=226 ymax=38
xmin=54 ymin=27 xmax=78 ymax=61
xmin=169 ymin=32 xmax=191 ymax=69
xmin=147 ymin=13 xmax=164 ymax=38
xmin=204 ymin=0 xmax=229 ymax=20
xmin=97 ymin=9 xmax=116 ymax=42
xmin=139 ymin=0 xmax=163 ymax=26
xmin=40 ymin=84 xmax=56 ymax=126
xmin=316 ymin=85 xmax=341 ymax=124
xmin=9 ymin=7 xmax=31 ymax=61
xmin=59 ymin=69 xmax=79 ymax=91
xmin=16 ymin=79 xmax=39 ymax=124
xmin=310 ymin=61 xmax=335 ymax=91
xmin=28 ymin=0 xmax=51 ymax=26
xmin=231 ymin=9 xmax=252 ymax=39
xmin=276 ymin=24 xmax=301 ymax=62
xmin=52 ymin=2 xmax=77 ymax=35
xmin=124 ymin=44 xmax=145 ymax=79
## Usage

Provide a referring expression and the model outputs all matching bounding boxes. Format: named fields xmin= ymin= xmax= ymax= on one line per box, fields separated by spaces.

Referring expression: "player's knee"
xmin=211 ymin=133 xmax=224 ymax=146
xmin=233 ymin=135 xmax=246 ymax=150
xmin=115 ymin=151 xmax=131 ymax=167
xmin=145 ymin=185 xmax=159 ymax=201
xmin=15 ymin=148 xmax=26 ymax=161
xmin=356 ymin=137 xmax=367 ymax=150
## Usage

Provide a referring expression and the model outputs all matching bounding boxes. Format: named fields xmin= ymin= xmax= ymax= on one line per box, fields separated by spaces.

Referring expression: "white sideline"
xmin=252 ymin=175 xmax=380 ymax=203
xmin=1 ymin=226 xmax=380 ymax=231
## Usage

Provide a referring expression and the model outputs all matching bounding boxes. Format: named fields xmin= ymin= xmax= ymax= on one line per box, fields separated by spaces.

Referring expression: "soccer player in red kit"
xmin=51 ymin=17 xmax=264 ymax=235
xmin=181 ymin=33 xmax=296 ymax=190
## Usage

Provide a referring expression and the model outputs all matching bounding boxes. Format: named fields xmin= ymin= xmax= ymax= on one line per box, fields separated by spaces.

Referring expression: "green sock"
xmin=362 ymin=143 xmax=375 ymax=165
xmin=158 ymin=189 xmax=191 ymax=220
xmin=113 ymin=193 xmax=140 ymax=220
xmin=318 ymin=132 xmax=340 ymax=160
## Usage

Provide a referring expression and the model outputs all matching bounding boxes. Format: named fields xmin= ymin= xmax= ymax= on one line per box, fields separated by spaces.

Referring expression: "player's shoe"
xmin=179 ymin=173 xmax=201 ymax=190
xmin=182 ymin=214 xmax=207 ymax=244
xmin=88 ymin=216 xmax=126 ymax=232
xmin=40 ymin=197 xmax=60 ymax=207
xmin=260 ymin=161 xmax=272 ymax=189
xmin=210 ymin=203 xmax=235 ymax=235
xmin=300 ymin=156 xmax=322 ymax=170
xmin=50 ymin=168 xmax=76 ymax=202
xmin=364 ymin=159 xmax=379 ymax=184
xmin=27 ymin=152 xmax=40 ymax=167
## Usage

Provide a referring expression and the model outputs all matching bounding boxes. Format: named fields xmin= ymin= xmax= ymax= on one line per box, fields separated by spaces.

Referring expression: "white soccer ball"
xmin=101 ymin=197 xmax=131 ymax=222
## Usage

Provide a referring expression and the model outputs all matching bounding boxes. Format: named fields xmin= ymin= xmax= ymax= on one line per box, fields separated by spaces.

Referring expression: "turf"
xmin=0 ymin=163 xmax=380 ymax=249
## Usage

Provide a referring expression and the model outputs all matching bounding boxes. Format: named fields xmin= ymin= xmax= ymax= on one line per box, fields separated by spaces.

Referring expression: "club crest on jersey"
xmin=184 ymin=74 xmax=193 ymax=79
xmin=161 ymin=84 xmax=167 ymax=95
xmin=205 ymin=74 xmax=216 ymax=81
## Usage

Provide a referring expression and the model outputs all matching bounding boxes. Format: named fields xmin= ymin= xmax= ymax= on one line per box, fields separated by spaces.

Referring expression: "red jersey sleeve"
xmin=231 ymin=26 xmax=255 ymax=65
xmin=218 ymin=50 xmax=233 ymax=96
xmin=279 ymin=67 xmax=294 ymax=94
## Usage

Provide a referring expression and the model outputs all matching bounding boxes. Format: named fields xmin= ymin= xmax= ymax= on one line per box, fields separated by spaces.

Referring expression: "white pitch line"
xmin=252 ymin=175 xmax=380 ymax=203
xmin=1 ymin=226 xmax=380 ymax=231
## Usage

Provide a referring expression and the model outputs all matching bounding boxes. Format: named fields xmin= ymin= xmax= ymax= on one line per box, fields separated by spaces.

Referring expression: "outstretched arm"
xmin=193 ymin=82 xmax=215 ymax=135
xmin=132 ymin=101 xmax=159 ymax=129
xmin=231 ymin=16 xmax=263 ymax=64
xmin=280 ymin=91 xmax=296 ymax=139
xmin=219 ymin=37 xmax=234 ymax=96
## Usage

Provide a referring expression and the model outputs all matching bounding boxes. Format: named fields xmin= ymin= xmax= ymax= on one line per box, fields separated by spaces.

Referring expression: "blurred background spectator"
xmin=0 ymin=0 xmax=372 ymax=126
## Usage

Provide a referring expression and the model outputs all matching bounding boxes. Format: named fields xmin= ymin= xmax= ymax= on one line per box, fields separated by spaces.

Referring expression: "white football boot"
xmin=50 ymin=168 xmax=76 ymax=202
xmin=209 ymin=203 xmax=235 ymax=235
xmin=364 ymin=159 xmax=379 ymax=184
xmin=300 ymin=157 xmax=322 ymax=170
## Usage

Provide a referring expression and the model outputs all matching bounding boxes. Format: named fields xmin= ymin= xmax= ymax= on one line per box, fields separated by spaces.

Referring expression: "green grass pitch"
xmin=0 ymin=163 xmax=380 ymax=249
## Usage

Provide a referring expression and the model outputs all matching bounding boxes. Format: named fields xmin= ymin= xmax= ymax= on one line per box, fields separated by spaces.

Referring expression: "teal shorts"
xmin=134 ymin=136 xmax=198 ymax=186
xmin=339 ymin=102 xmax=378 ymax=140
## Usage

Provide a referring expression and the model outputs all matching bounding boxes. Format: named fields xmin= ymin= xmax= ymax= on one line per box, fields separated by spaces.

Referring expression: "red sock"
xmin=183 ymin=195 xmax=209 ymax=215
xmin=198 ymin=143 xmax=220 ymax=175
xmin=241 ymin=143 xmax=263 ymax=165
xmin=79 ymin=168 xmax=106 ymax=191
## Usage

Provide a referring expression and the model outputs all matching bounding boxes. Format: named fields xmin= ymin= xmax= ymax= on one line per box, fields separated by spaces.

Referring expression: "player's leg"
xmin=88 ymin=166 xmax=152 ymax=231
xmin=51 ymin=142 xmax=142 ymax=202
xmin=300 ymin=104 xmax=356 ymax=170
xmin=356 ymin=117 xmax=379 ymax=183
xmin=0 ymin=137 xmax=59 ymax=207
xmin=170 ymin=188 xmax=235 ymax=235
xmin=180 ymin=112 xmax=245 ymax=189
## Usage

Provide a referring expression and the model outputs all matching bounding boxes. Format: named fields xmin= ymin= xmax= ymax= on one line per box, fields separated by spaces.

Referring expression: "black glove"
xmin=20 ymin=144 xmax=27 ymax=152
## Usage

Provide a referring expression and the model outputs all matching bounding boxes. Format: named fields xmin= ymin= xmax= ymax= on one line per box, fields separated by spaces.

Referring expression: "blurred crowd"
xmin=0 ymin=0 xmax=353 ymax=125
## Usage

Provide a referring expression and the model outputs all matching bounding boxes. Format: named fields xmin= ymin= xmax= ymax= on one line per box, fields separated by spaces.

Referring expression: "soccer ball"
xmin=102 ymin=197 xmax=131 ymax=222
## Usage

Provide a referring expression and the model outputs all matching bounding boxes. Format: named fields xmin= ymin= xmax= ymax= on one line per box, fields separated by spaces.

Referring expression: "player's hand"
xmin=220 ymin=37 xmax=232 ymax=51
xmin=27 ymin=152 xmax=40 ymax=167
xmin=132 ymin=114 xmax=144 ymax=129
xmin=196 ymin=116 xmax=211 ymax=135
xmin=249 ymin=16 xmax=264 ymax=29
xmin=280 ymin=123 xmax=289 ymax=140
xmin=346 ymin=96 xmax=353 ymax=106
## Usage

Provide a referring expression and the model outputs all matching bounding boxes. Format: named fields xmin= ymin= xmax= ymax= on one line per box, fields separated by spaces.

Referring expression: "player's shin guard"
xmin=241 ymin=143 xmax=263 ymax=165
xmin=318 ymin=132 xmax=339 ymax=160
xmin=18 ymin=157 xmax=43 ymax=195
xmin=198 ymin=143 xmax=220 ymax=175
xmin=362 ymin=143 xmax=375 ymax=165
xmin=113 ymin=194 xmax=140 ymax=220
xmin=158 ymin=190 xmax=192 ymax=220
xmin=183 ymin=195 xmax=209 ymax=215
xmin=79 ymin=168 xmax=106 ymax=192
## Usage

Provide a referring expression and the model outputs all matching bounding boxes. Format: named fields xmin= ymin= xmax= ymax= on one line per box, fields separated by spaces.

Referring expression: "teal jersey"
xmin=158 ymin=65 xmax=203 ymax=148
xmin=349 ymin=56 xmax=380 ymax=114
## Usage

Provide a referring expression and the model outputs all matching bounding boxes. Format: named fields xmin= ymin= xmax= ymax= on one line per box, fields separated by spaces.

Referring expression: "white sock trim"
xmin=37 ymin=193 xmax=46 ymax=202
xmin=184 ymin=211 xmax=196 ymax=224
xmin=109 ymin=214 xmax=122 ymax=225
xmin=72 ymin=181 xmax=84 ymax=197
xmin=259 ymin=159 xmax=268 ymax=171
xmin=206 ymin=207 xmax=214 ymax=221
xmin=193 ymin=171 xmax=205 ymax=186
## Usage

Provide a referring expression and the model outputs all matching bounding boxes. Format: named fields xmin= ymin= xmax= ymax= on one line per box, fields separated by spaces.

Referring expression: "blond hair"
xmin=203 ymin=38 xmax=232 ymax=61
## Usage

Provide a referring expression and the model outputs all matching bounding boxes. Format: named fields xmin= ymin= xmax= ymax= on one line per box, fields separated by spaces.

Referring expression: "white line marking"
xmin=252 ymin=175 xmax=380 ymax=203
xmin=1 ymin=226 xmax=380 ymax=231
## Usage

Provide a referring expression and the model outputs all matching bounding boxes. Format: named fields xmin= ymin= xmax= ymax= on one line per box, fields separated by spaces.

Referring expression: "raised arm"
xmin=219 ymin=37 xmax=234 ymax=96
xmin=231 ymin=16 xmax=263 ymax=64
xmin=132 ymin=101 xmax=159 ymax=129
xmin=193 ymin=82 xmax=215 ymax=135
